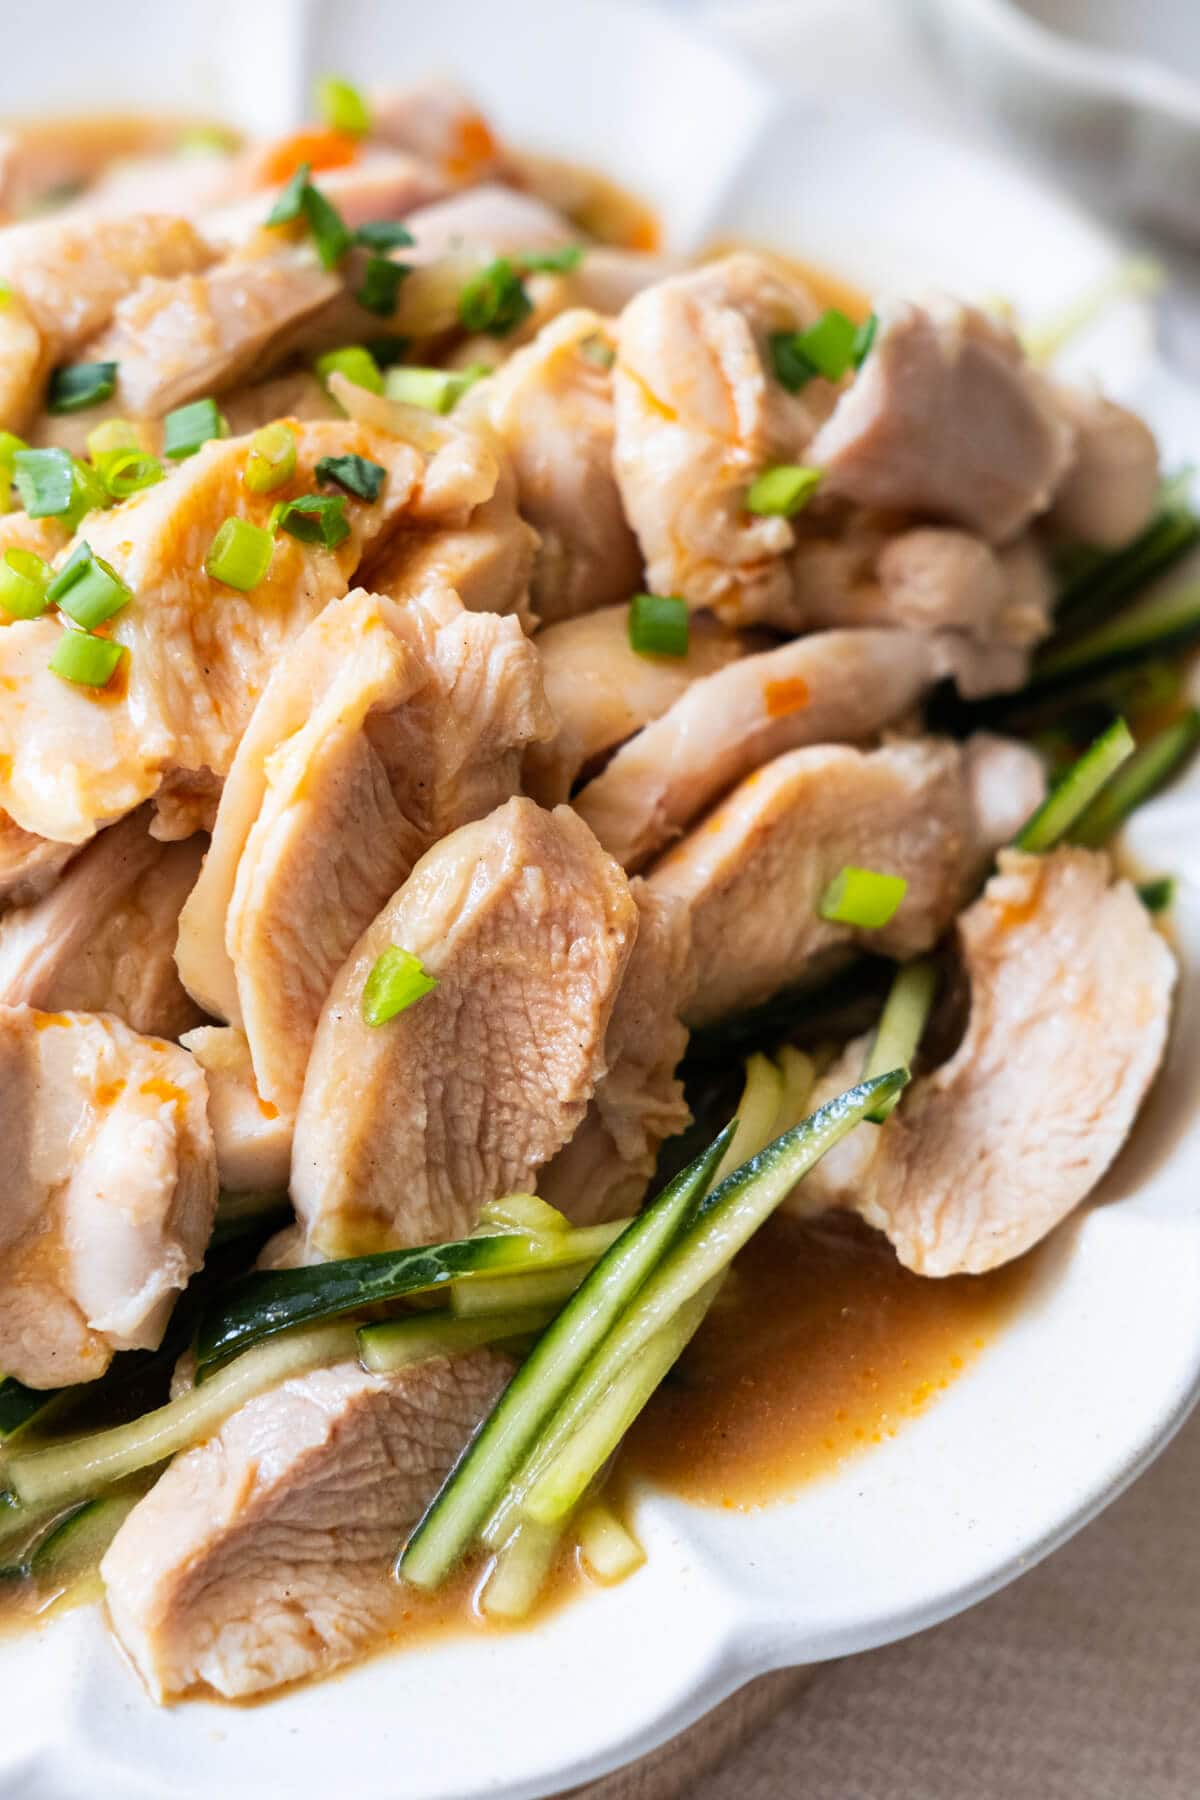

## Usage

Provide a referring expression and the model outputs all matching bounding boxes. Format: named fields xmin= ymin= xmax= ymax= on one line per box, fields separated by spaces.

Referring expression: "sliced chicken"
xmin=0 ymin=812 xmax=76 ymax=909
xmin=0 ymin=808 xmax=205 ymax=1036
xmin=649 ymin=734 xmax=1044 ymax=1027
xmin=486 ymin=309 xmax=642 ymax=622
xmin=0 ymin=212 xmax=214 ymax=429
xmin=102 ymin=1349 xmax=511 ymax=1701
xmin=1046 ymin=385 xmax=1160 ymax=549
xmin=525 ymin=602 xmax=749 ymax=806
xmin=220 ymin=368 xmax=337 ymax=435
xmin=291 ymin=797 xmax=638 ymax=1256
xmin=180 ymin=1026 xmax=291 ymax=1193
xmin=177 ymin=587 xmax=551 ymax=1114
xmin=370 ymin=79 xmax=507 ymax=185
xmin=612 ymin=252 xmax=837 ymax=625
xmin=0 ymin=1004 xmax=216 ymax=1387
xmin=0 ymin=115 xmax=197 ymax=221
xmin=402 ymin=183 xmax=574 ymax=262
xmin=793 ymin=849 xmax=1175 ymax=1273
xmin=539 ymin=883 xmax=693 ymax=1223
xmin=809 ymin=298 xmax=1075 ymax=544
xmin=573 ymin=628 xmax=941 ymax=872
xmin=0 ymin=510 xmax=71 ymax=562
xmin=0 ymin=420 xmax=424 ymax=845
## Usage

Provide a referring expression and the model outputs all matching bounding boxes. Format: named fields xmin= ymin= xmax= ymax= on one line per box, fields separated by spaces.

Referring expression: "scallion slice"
xmin=0 ymin=430 xmax=28 ymax=515
xmin=95 ymin=448 xmax=164 ymax=500
xmin=47 ymin=360 xmax=117 ymax=415
xmin=818 ymin=865 xmax=908 ymax=928
xmin=355 ymin=221 xmax=415 ymax=253
xmin=314 ymin=344 xmax=384 ymax=396
xmin=627 ymin=592 xmax=689 ymax=658
xmin=860 ymin=957 xmax=938 ymax=1121
xmin=47 ymin=543 xmax=130 ymax=629
xmin=383 ymin=364 xmax=480 ymax=414
xmin=243 ymin=423 xmax=298 ymax=495
xmin=769 ymin=308 xmax=862 ymax=392
xmin=361 ymin=946 xmax=437 ymax=1025
xmin=205 ymin=517 xmax=274 ymax=591
xmin=851 ymin=311 xmax=878 ymax=367
xmin=0 ymin=547 xmax=51 ymax=619
xmin=316 ymin=74 xmax=372 ymax=137
xmin=519 ymin=245 xmax=584 ymax=274
xmin=315 ymin=452 xmax=386 ymax=501
xmin=357 ymin=255 xmax=408 ymax=317
xmin=13 ymin=447 xmax=74 ymax=518
xmin=48 ymin=630 xmax=125 ymax=688
xmin=1138 ymin=876 xmax=1175 ymax=913
xmin=265 ymin=160 xmax=353 ymax=270
xmin=1069 ymin=709 xmax=1200 ymax=848
xmin=1014 ymin=717 xmax=1136 ymax=852
xmin=271 ymin=493 xmax=350 ymax=550
xmin=458 ymin=258 xmax=533 ymax=337
xmin=163 ymin=397 xmax=226 ymax=460
xmin=64 ymin=457 xmax=110 ymax=530
xmin=85 ymin=418 xmax=141 ymax=461
xmin=745 ymin=464 xmax=822 ymax=517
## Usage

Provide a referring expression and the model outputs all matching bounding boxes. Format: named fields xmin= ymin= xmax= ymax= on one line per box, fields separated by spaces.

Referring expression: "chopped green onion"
xmin=176 ymin=123 xmax=239 ymax=157
xmin=1015 ymin=717 xmax=1136 ymax=853
xmin=48 ymin=629 xmax=125 ymax=688
xmin=95 ymin=448 xmax=164 ymax=500
xmin=745 ymin=464 xmax=822 ymax=517
xmin=363 ymin=334 xmax=412 ymax=369
xmin=314 ymin=344 xmax=384 ymax=396
xmin=357 ymin=256 xmax=409 ymax=317
xmin=519 ymin=245 xmax=584 ymax=274
xmin=315 ymin=452 xmax=386 ymax=502
xmin=1070 ymin=710 xmax=1200 ymax=848
xmin=818 ymin=865 xmax=908 ymax=928
xmin=860 ymin=958 xmax=938 ymax=1121
xmin=0 ymin=282 xmax=11 ymax=308
xmin=13 ymin=447 xmax=74 ymax=517
xmin=361 ymin=946 xmax=437 ymax=1026
xmin=316 ymin=74 xmax=372 ymax=137
xmin=627 ymin=592 xmax=689 ymax=658
xmin=205 ymin=517 xmax=274 ymax=591
xmin=355 ymin=221 xmax=415 ymax=253
xmin=851 ymin=311 xmax=878 ymax=366
xmin=0 ymin=547 xmax=51 ymax=619
xmin=64 ymin=457 xmax=110 ymax=530
xmin=85 ymin=418 xmax=141 ymax=461
xmin=265 ymin=160 xmax=352 ymax=270
xmin=47 ymin=360 xmax=118 ymax=415
xmin=769 ymin=308 xmax=861 ymax=391
xmin=243 ymin=422 xmax=298 ymax=495
xmin=264 ymin=161 xmax=310 ymax=226
xmin=383 ymin=364 xmax=482 ymax=414
xmin=458 ymin=257 xmax=533 ymax=337
xmin=578 ymin=332 xmax=615 ymax=370
xmin=271 ymin=493 xmax=350 ymax=550
xmin=47 ymin=543 xmax=131 ymax=629
xmin=163 ymin=397 xmax=226 ymax=460
xmin=1138 ymin=876 xmax=1175 ymax=914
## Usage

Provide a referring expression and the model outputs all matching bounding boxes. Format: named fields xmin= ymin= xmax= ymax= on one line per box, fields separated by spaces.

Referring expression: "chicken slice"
xmin=573 ymin=627 xmax=941 ymax=872
xmin=485 ymin=308 xmax=642 ymax=622
xmin=1045 ymin=385 xmax=1160 ymax=549
xmin=649 ymin=734 xmax=1044 ymax=1028
xmin=0 ymin=808 xmax=204 ymax=1037
xmin=525 ymin=603 xmax=749 ymax=807
xmin=101 ymin=1349 xmax=510 ymax=1702
xmin=794 ymin=849 xmax=1175 ymax=1273
xmin=177 ymin=587 xmax=551 ymax=1114
xmin=402 ymin=183 xmax=573 ymax=261
xmin=0 ymin=1004 xmax=216 ymax=1387
xmin=809 ymin=298 xmax=1075 ymax=543
xmin=370 ymin=79 xmax=508 ymax=184
xmin=538 ymin=883 xmax=693 ymax=1224
xmin=612 ymin=253 xmax=837 ymax=625
xmin=0 ymin=812 xmax=76 ymax=909
xmin=0 ymin=420 xmax=424 ymax=845
xmin=292 ymin=797 xmax=638 ymax=1256
xmin=0 ymin=115 xmax=197 ymax=221
xmin=180 ymin=1026 xmax=291 ymax=1193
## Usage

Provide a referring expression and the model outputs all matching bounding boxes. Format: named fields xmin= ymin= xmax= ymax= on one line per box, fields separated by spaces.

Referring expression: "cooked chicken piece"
xmin=612 ymin=253 xmax=837 ymax=626
xmin=1046 ymin=385 xmax=1160 ymax=549
xmin=0 ymin=1004 xmax=216 ymax=1387
xmin=486 ymin=308 xmax=642 ymax=621
xmin=177 ymin=587 xmax=551 ymax=1114
xmin=180 ymin=1026 xmax=291 ymax=1193
xmin=809 ymin=298 xmax=1075 ymax=544
xmin=0 ymin=812 xmax=76 ymax=909
xmin=792 ymin=848 xmax=1174 ymax=1272
xmin=0 ymin=510 xmax=70 ymax=562
xmin=0 ymin=808 xmax=204 ymax=1036
xmin=525 ymin=603 xmax=748 ymax=806
xmin=0 ymin=212 xmax=214 ymax=429
xmin=649 ymin=734 xmax=1044 ymax=1027
xmin=370 ymin=79 xmax=507 ymax=184
xmin=0 ymin=421 xmax=424 ymax=845
xmin=102 ymin=1349 xmax=510 ymax=1701
xmin=220 ymin=368 xmax=338 ymax=435
xmin=539 ymin=883 xmax=693 ymax=1223
xmin=561 ymin=249 xmax=682 ymax=316
xmin=0 ymin=115 xmax=195 ymax=221
xmin=84 ymin=249 xmax=341 ymax=417
xmin=573 ymin=628 xmax=941 ymax=872
xmin=292 ymin=797 xmax=638 ymax=1255
xmin=74 ymin=151 xmax=241 ymax=223
xmin=402 ymin=182 xmax=574 ymax=261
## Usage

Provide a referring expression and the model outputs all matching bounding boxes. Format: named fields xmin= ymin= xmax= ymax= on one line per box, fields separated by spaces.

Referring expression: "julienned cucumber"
xmin=27 ymin=1489 xmax=143 ymax=1588
xmin=1055 ymin=485 xmax=1200 ymax=632
xmin=358 ymin=1307 xmax=557 ymax=1374
xmin=1069 ymin=709 xmax=1200 ymax=848
xmin=0 ymin=1376 xmax=64 ymax=1443
xmin=1014 ymin=717 xmax=1135 ymax=853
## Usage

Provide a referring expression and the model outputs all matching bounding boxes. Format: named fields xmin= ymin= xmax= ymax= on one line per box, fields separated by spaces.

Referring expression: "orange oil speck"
xmin=764 ymin=676 xmax=810 ymax=719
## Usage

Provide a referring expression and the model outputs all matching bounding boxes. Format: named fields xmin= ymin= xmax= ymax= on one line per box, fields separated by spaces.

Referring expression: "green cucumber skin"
xmin=0 ymin=1378 xmax=63 ymax=1442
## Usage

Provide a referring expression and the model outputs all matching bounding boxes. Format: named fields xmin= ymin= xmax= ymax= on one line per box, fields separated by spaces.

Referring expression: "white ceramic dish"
xmin=2 ymin=4 xmax=1199 ymax=1796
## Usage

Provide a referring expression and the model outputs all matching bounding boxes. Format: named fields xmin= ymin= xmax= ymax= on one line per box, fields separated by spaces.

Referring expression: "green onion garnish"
xmin=1069 ymin=709 xmax=1200 ymax=849
xmin=0 ymin=430 xmax=28 ymax=515
xmin=48 ymin=629 xmax=125 ymax=688
xmin=205 ymin=517 xmax=275 ymax=591
xmin=46 ymin=542 xmax=131 ymax=629
xmin=316 ymin=74 xmax=372 ymax=137
xmin=851 ymin=312 xmax=878 ymax=366
xmin=357 ymin=256 xmax=408 ymax=317
xmin=271 ymin=493 xmax=350 ymax=550
xmin=578 ymin=333 xmax=615 ymax=370
xmin=265 ymin=161 xmax=353 ymax=271
xmin=361 ymin=946 xmax=438 ymax=1026
xmin=627 ymin=592 xmax=689 ymax=659
xmin=355 ymin=221 xmax=415 ymax=253
xmin=85 ymin=418 xmax=140 ymax=460
xmin=0 ymin=282 xmax=12 ymax=308
xmin=519 ymin=245 xmax=584 ymax=274
xmin=0 ymin=547 xmax=51 ymax=619
xmin=383 ymin=364 xmax=485 ymax=414
xmin=95 ymin=449 xmax=164 ymax=500
xmin=314 ymin=345 xmax=384 ymax=396
xmin=163 ymin=397 xmax=227 ymax=460
xmin=769 ymin=307 xmax=863 ymax=392
xmin=745 ymin=464 xmax=822 ymax=517
xmin=13 ymin=447 xmax=74 ymax=518
xmin=1014 ymin=717 xmax=1135 ymax=853
xmin=458 ymin=258 xmax=533 ymax=337
xmin=1138 ymin=876 xmax=1175 ymax=914
xmin=47 ymin=360 xmax=118 ymax=415
xmin=315 ymin=453 xmax=386 ymax=502
xmin=818 ymin=865 xmax=908 ymax=929
xmin=64 ymin=457 xmax=111 ymax=529
xmin=243 ymin=423 xmax=298 ymax=495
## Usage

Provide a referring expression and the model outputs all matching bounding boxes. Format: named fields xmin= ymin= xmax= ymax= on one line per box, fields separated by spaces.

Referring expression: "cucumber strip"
xmin=773 ymin=1045 xmax=816 ymax=1132
xmin=194 ymin=1224 xmax=622 ymax=1376
xmin=1014 ymin=717 xmax=1135 ymax=852
xmin=475 ymin=1194 xmax=570 ymax=1240
xmin=1070 ymin=709 xmax=1200 ymax=848
xmin=395 ymin=1128 xmax=734 ymax=1591
xmin=27 ymin=1488 xmax=143 ymax=1590
xmin=0 ymin=1376 xmax=66 ymax=1444
xmin=478 ymin=1517 xmax=563 ymax=1621
xmin=1055 ymin=489 xmax=1200 ymax=633
xmin=1030 ymin=582 xmax=1200 ymax=699
xmin=519 ymin=1282 xmax=718 ymax=1527
xmin=575 ymin=1502 xmax=645 ymax=1583
xmin=482 ymin=1070 xmax=905 ymax=1550
xmin=713 ymin=1052 xmax=784 ymax=1184
xmin=860 ymin=958 xmax=938 ymax=1122
xmin=357 ymin=1308 xmax=556 ymax=1374
xmin=9 ymin=1322 xmax=357 ymax=1513
xmin=210 ymin=1189 xmax=292 ymax=1250
xmin=450 ymin=1265 xmax=588 ymax=1317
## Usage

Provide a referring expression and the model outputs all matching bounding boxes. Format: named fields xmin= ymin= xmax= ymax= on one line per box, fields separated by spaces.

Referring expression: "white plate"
xmin=2 ymin=5 xmax=1199 ymax=1797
